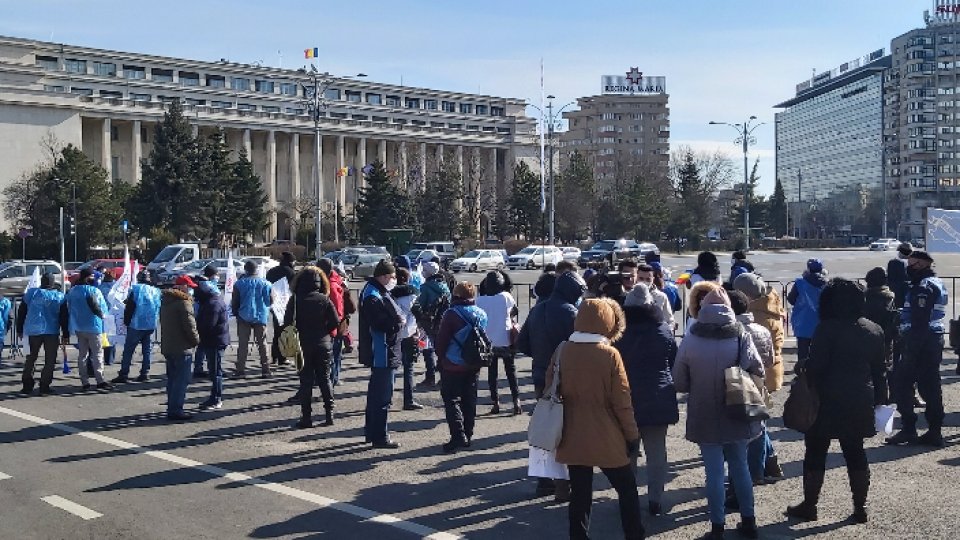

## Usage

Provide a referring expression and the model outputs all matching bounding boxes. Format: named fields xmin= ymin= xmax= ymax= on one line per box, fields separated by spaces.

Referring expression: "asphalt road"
xmin=2 ymin=249 xmax=960 ymax=539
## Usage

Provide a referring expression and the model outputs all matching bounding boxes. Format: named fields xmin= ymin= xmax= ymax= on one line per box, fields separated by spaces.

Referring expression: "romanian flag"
xmin=336 ymin=166 xmax=349 ymax=178
xmin=675 ymin=272 xmax=692 ymax=285
xmin=304 ymin=47 xmax=319 ymax=59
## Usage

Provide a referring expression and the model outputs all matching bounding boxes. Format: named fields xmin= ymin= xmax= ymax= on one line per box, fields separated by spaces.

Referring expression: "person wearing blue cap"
xmin=787 ymin=259 xmax=828 ymax=367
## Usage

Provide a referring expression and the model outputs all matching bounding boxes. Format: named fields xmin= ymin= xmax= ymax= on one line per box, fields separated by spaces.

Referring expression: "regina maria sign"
xmin=601 ymin=67 xmax=666 ymax=95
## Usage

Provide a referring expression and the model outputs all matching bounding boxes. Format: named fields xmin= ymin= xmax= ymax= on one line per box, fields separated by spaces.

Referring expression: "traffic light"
xmin=69 ymin=216 xmax=76 ymax=236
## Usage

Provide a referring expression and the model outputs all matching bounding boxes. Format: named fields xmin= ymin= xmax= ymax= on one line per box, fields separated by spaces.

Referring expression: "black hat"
xmin=374 ymin=260 xmax=396 ymax=277
xmin=865 ymin=267 xmax=887 ymax=288
xmin=78 ymin=267 xmax=94 ymax=282
xmin=203 ymin=265 xmax=218 ymax=278
xmin=897 ymin=242 xmax=913 ymax=256
xmin=909 ymin=250 xmax=934 ymax=263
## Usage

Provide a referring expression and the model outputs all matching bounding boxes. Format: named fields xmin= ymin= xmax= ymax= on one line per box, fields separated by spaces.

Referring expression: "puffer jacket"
xmin=747 ymin=289 xmax=785 ymax=391
xmin=863 ymin=285 xmax=897 ymax=346
xmin=517 ymin=271 xmax=585 ymax=387
xmin=66 ymin=284 xmax=107 ymax=335
xmin=160 ymin=288 xmax=199 ymax=355
xmin=124 ymin=283 xmax=161 ymax=331
xmin=284 ymin=267 xmax=339 ymax=347
xmin=615 ymin=304 xmax=679 ymax=427
xmin=788 ymin=271 xmax=827 ymax=339
xmin=736 ymin=312 xmax=774 ymax=371
xmin=18 ymin=287 xmax=65 ymax=336
xmin=436 ymin=300 xmax=487 ymax=372
xmin=673 ymin=303 xmax=764 ymax=445
xmin=195 ymin=285 xmax=229 ymax=348
xmin=231 ymin=274 xmax=273 ymax=325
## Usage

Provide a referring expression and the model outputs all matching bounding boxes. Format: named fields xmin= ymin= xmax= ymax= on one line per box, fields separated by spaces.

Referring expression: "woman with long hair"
xmin=476 ymin=270 xmax=521 ymax=415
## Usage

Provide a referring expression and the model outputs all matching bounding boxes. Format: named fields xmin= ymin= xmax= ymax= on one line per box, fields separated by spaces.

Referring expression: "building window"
xmin=130 ymin=93 xmax=151 ymax=102
xmin=460 ymin=103 xmax=473 ymax=114
xmin=285 ymin=107 xmax=304 ymax=115
xmin=70 ymin=87 xmax=93 ymax=96
xmin=448 ymin=123 xmax=462 ymax=129
xmin=411 ymin=120 xmax=427 ymax=126
xmin=93 ymin=62 xmax=116 ymax=77
xmin=366 ymin=93 xmax=382 ymax=105
xmin=280 ymin=82 xmax=297 ymax=96
xmin=255 ymin=80 xmax=274 ymax=93
xmin=35 ymin=55 xmax=58 ymax=70
xmin=345 ymin=90 xmax=361 ymax=102
xmin=179 ymin=71 xmax=200 ymax=86
xmin=44 ymin=85 xmax=65 ymax=93
xmin=475 ymin=104 xmax=488 ymax=115
xmin=263 ymin=106 xmax=280 ymax=113
xmin=158 ymin=95 xmax=178 ymax=104
xmin=490 ymin=106 xmax=504 ymax=116
xmin=441 ymin=101 xmax=456 ymax=112
xmin=206 ymin=75 xmax=226 ymax=88
xmin=232 ymin=77 xmax=250 ymax=90
xmin=184 ymin=98 xmax=206 ymax=106
xmin=386 ymin=95 xmax=401 ymax=106
xmin=123 ymin=65 xmax=145 ymax=79
xmin=151 ymin=69 xmax=173 ymax=82
xmin=210 ymin=100 xmax=231 ymax=108
xmin=237 ymin=103 xmax=255 ymax=111
xmin=424 ymin=99 xmax=438 ymax=110
xmin=100 ymin=90 xmax=123 ymax=99
xmin=406 ymin=98 xmax=420 ymax=109
xmin=372 ymin=116 xmax=389 ymax=122
xmin=324 ymin=88 xmax=341 ymax=100
xmin=64 ymin=59 xmax=86 ymax=74
xmin=353 ymin=114 xmax=369 ymax=121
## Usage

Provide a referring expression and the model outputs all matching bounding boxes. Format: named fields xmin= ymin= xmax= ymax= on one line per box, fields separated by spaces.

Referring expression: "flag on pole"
xmin=304 ymin=47 xmax=319 ymax=59
xmin=104 ymin=246 xmax=132 ymax=344
xmin=539 ymin=58 xmax=546 ymax=213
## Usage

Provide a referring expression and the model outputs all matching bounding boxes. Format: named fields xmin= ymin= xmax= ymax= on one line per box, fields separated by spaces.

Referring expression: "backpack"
xmin=413 ymin=291 xmax=450 ymax=338
xmin=452 ymin=308 xmax=493 ymax=368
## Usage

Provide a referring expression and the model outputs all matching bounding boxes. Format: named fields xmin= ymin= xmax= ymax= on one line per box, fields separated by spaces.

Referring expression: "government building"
xmin=0 ymin=35 xmax=538 ymax=241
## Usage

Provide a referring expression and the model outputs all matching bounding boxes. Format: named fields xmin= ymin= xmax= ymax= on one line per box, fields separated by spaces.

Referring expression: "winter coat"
xmin=533 ymin=272 xmax=557 ymax=304
xmin=747 ymin=289 xmax=785 ymax=391
xmin=517 ymin=271 xmax=583 ymax=387
xmin=326 ymin=268 xmax=346 ymax=321
xmin=863 ymin=285 xmax=898 ymax=347
xmin=358 ymin=278 xmax=403 ymax=369
xmin=788 ymin=272 xmax=827 ymax=339
xmin=548 ymin=299 xmax=638 ymax=469
xmin=805 ymin=317 xmax=886 ymax=439
xmin=266 ymin=261 xmax=295 ymax=285
xmin=124 ymin=283 xmax=161 ymax=331
xmin=615 ymin=304 xmax=679 ymax=427
xmin=159 ymin=288 xmax=199 ymax=355
xmin=418 ymin=276 xmax=450 ymax=311
xmin=18 ymin=288 xmax=65 ymax=337
xmin=0 ymin=296 xmax=10 ymax=337
xmin=284 ymin=267 xmax=339 ymax=347
xmin=436 ymin=299 xmax=487 ymax=373
xmin=66 ymin=284 xmax=107 ymax=335
xmin=736 ymin=313 xmax=774 ymax=371
xmin=391 ymin=283 xmax=418 ymax=339
xmin=195 ymin=285 xmax=229 ymax=348
xmin=231 ymin=274 xmax=273 ymax=325
xmin=887 ymin=257 xmax=909 ymax=308
xmin=673 ymin=303 xmax=764 ymax=445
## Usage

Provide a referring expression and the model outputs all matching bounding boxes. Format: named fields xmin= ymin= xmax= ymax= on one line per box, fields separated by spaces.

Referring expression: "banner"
xmin=224 ymin=251 xmax=237 ymax=317
xmin=271 ymin=277 xmax=291 ymax=323
xmin=104 ymin=247 xmax=131 ymax=344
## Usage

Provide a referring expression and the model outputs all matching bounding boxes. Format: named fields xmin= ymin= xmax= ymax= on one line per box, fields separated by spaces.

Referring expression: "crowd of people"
xmin=8 ymin=243 xmax=952 ymax=539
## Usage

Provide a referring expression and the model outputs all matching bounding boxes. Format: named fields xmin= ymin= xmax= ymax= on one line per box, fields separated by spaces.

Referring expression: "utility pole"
xmin=59 ymin=207 xmax=66 ymax=289
xmin=709 ymin=117 xmax=765 ymax=251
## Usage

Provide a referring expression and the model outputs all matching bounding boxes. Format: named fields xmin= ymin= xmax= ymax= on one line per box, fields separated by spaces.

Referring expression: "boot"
xmin=512 ymin=397 xmax=522 ymax=416
xmin=554 ymin=479 xmax=571 ymax=503
xmin=535 ymin=477 xmax=555 ymax=497
xmin=323 ymin=408 xmax=334 ymax=427
xmin=885 ymin=427 xmax=918 ymax=446
xmin=916 ymin=428 xmax=945 ymax=448
xmin=785 ymin=470 xmax=825 ymax=521
xmin=699 ymin=523 xmax=725 ymax=539
xmin=849 ymin=469 xmax=870 ymax=524
xmin=736 ymin=515 xmax=758 ymax=539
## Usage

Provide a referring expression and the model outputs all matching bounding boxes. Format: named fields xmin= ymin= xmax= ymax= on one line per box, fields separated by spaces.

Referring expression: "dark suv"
xmin=578 ymin=239 xmax=643 ymax=267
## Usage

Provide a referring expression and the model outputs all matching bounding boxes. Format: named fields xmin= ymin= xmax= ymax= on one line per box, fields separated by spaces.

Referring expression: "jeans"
xmin=803 ymin=435 xmax=867 ymax=472
xmin=400 ymin=337 xmax=418 ymax=406
xmin=894 ymin=331 xmax=945 ymax=432
xmin=568 ymin=464 xmax=644 ymax=540
xmin=119 ymin=328 xmax=154 ymax=378
xmin=331 ymin=334 xmax=344 ymax=386
xmin=22 ymin=334 xmax=58 ymax=390
xmin=300 ymin=341 xmax=335 ymax=419
xmin=76 ymin=331 xmax=105 ymax=385
xmin=487 ymin=346 xmax=519 ymax=403
xmin=700 ymin=441 xmax=754 ymax=525
xmin=422 ymin=348 xmax=437 ymax=381
xmin=441 ymin=369 xmax=478 ymax=442
xmin=196 ymin=346 xmax=225 ymax=401
xmin=364 ymin=366 xmax=396 ymax=443
xmin=164 ymin=352 xmax=193 ymax=416
xmin=747 ymin=425 xmax=773 ymax=480
xmin=103 ymin=346 xmax=115 ymax=366
xmin=632 ymin=425 xmax=669 ymax=505
xmin=236 ymin=320 xmax=269 ymax=373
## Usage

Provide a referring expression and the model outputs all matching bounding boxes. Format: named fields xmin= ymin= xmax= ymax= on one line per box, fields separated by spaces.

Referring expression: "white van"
xmin=146 ymin=243 xmax=201 ymax=280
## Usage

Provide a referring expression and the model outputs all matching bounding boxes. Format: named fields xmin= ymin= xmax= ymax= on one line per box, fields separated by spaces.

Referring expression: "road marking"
xmin=0 ymin=472 xmax=10 ymax=480
xmin=0 ymin=405 xmax=461 ymax=539
xmin=40 ymin=495 xmax=102 ymax=520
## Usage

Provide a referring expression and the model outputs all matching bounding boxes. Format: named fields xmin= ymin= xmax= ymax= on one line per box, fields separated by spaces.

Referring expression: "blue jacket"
xmin=417 ymin=276 xmax=450 ymax=309
xmin=662 ymin=281 xmax=682 ymax=312
xmin=125 ymin=283 xmax=161 ymax=331
xmin=0 ymin=296 xmax=10 ymax=336
xmin=358 ymin=279 xmax=402 ymax=368
xmin=445 ymin=304 xmax=488 ymax=366
xmin=231 ymin=274 xmax=272 ymax=325
xmin=195 ymin=285 xmax=229 ymax=348
xmin=517 ymin=271 xmax=584 ymax=386
xmin=66 ymin=284 xmax=108 ymax=335
xmin=20 ymin=289 xmax=62 ymax=336
xmin=788 ymin=272 xmax=826 ymax=339
xmin=615 ymin=305 xmax=680 ymax=427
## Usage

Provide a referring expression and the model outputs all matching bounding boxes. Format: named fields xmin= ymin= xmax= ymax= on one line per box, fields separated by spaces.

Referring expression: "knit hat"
xmin=732 ymin=250 xmax=747 ymax=260
xmin=733 ymin=272 xmax=766 ymax=300
xmin=865 ymin=267 xmax=887 ymax=288
xmin=203 ymin=264 xmax=218 ymax=279
xmin=807 ymin=258 xmax=824 ymax=274
xmin=374 ymin=259 xmax=396 ymax=277
xmin=623 ymin=282 xmax=653 ymax=307
xmin=897 ymin=242 xmax=913 ymax=257
xmin=422 ymin=261 xmax=439 ymax=278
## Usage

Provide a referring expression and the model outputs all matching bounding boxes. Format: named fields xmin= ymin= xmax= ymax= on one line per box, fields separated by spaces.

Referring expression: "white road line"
xmin=0 ymin=472 xmax=11 ymax=480
xmin=0 ymin=405 xmax=461 ymax=539
xmin=40 ymin=495 xmax=102 ymax=520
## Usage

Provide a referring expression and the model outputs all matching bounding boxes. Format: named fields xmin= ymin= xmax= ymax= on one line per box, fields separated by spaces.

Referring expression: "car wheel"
xmin=470 ymin=264 xmax=477 ymax=272
xmin=527 ymin=260 xmax=534 ymax=270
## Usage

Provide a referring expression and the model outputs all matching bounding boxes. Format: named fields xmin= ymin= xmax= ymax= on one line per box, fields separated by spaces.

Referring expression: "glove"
xmin=626 ymin=439 xmax=641 ymax=457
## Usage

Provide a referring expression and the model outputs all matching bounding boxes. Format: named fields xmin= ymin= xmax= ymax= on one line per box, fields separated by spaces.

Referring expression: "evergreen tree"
xmin=191 ymin=132 xmax=231 ymax=240
xmin=230 ymin=148 xmax=268 ymax=240
xmin=416 ymin=160 xmax=463 ymax=240
xmin=555 ymin=152 xmax=595 ymax=243
xmin=669 ymin=150 xmax=710 ymax=239
xmin=731 ymin=158 xmax=767 ymax=238
xmin=769 ymin=176 xmax=788 ymax=237
xmin=355 ymin=160 xmax=411 ymax=243
xmin=508 ymin=161 xmax=543 ymax=240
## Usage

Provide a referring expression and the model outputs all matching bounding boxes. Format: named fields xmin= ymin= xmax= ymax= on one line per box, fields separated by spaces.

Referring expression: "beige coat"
xmin=748 ymin=289 xmax=785 ymax=391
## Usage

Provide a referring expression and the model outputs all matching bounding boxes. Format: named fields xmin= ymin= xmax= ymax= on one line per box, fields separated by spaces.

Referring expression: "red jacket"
xmin=327 ymin=270 xmax=345 ymax=336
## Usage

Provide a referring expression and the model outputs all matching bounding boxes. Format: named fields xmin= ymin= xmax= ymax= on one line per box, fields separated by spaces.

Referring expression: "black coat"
xmin=863 ymin=286 xmax=897 ymax=346
xmin=615 ymin=305 xmax=679 ymax=427
xmin=284 ymin=269 xmax=339 ymax=347
xmin=266 ymin=262 xmax=296 ymax=284
xmin=806 ymin=317 xmax=887 ymax=439
xmin=195 ymin=287 xmax=229 ymax=348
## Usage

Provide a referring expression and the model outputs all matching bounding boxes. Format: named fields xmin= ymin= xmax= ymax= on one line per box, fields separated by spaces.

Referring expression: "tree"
xmin=355 ymin=160 xmax=411 ymax=243
xmin=462 ymin=151 xmax=496 ymax=240
xmin=230 ymin=148 xmax=269 ymax=240
xmin=668 ymin=147 xmax=733 ymax=240
xmin=769 ymin=176 xmax=788 ymax=237
xmin=730 ymin=158 xmax=768 ymax=238
xmin=555 ymin=152 xmax=595 ymax=243
xmin=416 ymin=160 xmax=463 ymax=241
xmin=613 ymin=159 xmax=672 ymax=241
xmin=508 ymin=161 xmax=543 ymax=240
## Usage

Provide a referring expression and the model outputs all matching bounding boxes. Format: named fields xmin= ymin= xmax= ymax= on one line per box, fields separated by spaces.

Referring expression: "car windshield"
xmin=463 ymin=250 xmax=480 ymax=258
xmin=517 ymin=247 xmax=537 ymax=255
xmin=152 ymin=246 xmax=181 ymax=263
xmin=341 ymin=254 xmax=359 ymax=264
xmin=591 ymin=241 xmax=616 ymax=250
xmin=406 ymin=250 xmax=422 ymax=259
xmin=185 ymin=259 xmax=208 ymax=270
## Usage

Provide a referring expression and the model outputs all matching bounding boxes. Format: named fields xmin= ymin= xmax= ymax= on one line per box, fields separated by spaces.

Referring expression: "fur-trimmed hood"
xmin=573 ymin=298 xmax=625 ymax=342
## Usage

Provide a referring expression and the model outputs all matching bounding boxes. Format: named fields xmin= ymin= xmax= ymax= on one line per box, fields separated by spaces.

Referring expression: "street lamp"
xmin=529 ymin=95 xmax=575 ymax=245
xmin=298 ymin=67 xmax=366 ymax=256
xmin=709 ymin=117 xmax=765 ymax=250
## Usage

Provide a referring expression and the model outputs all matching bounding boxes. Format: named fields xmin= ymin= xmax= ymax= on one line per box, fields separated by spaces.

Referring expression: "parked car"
xmin=0 ymin=260 xmax=63 ymax=295
xmin=350 ymin=245 xmax=390 ymax=257
xmin=68 ymin=259 xmax=126 ymax=285
xmin=506 ymin=245 xmax=564 ymax=270
xmin=578 ymin=239 xmax=643 ymax=266
xmin=146 ymin=243 xmax=201 ymax=282
xmin=241 ymin=256 xmax=279 ymax=273
xmin=637 ymin=242 xmax=660 ymax=259
xmin=405 ymin=248 xmax=440 ymax=266
xmin=450 ymin=249 xmax=505 ymax=273
xmin=411 ymin=241 xmax=457 ymax=268
xmin=63 ymin=261 xmax=84 ymax=272
xmin=349 ymin=253 xmax=392 ymax=281
xmin=869 ymin=238 xmax=901 ymax=251
xmin=561 ymin=247 xmax=581 ymax=262
xmin=156 ymin=258 xmax=242 ymax=287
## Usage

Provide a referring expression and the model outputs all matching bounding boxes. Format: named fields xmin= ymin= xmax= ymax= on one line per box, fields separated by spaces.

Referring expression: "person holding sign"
xmin=17 ymin=273 xmax=65 ymax=395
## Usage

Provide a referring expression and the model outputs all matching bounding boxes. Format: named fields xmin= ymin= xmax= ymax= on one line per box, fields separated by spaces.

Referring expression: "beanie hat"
xmin=422 ymin=262 xmax=439 ymax=278
xmin=281 ymin=251 xmax=296 ymax=265
xmin=623 ymin=282 xmax=653 ymax=307
xmin=244 ymin=260 xmax=258 ymax=274
xmin=865 ymin=267 xmax=887 ymax=288
xmin=697 ymin=251 xmax=718 ymax=267
xmin=732 ymin=250 xmax=747 ymax=260
xmin=203 ymin=265 xmax=218 ymax=279
xmin=733 ymin=272 xmax=766 ymax=300
xmin=374 ymin=260 xmax=396 ymax=277
xmin=897 ymin=242 xmax=913 ymax=257
xmin=702 ymin=287 xmax=730 ymax=307
xmin=730 ymin=265 xmax=749 ymax=282
xmin=807 ymin=258 xmax=824 ymax=274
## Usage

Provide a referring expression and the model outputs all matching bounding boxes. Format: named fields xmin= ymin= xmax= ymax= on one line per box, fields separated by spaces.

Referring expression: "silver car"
xmin=348 ymin=253 xmax=390 ymax=281
xmin=0 ymin=260 xmax=63 ymax=295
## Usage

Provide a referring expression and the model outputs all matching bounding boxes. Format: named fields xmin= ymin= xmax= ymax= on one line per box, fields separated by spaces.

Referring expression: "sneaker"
xmin=39 ymin=387 xmax=55 ymax=396
xmin=371 ymin=439 xmax=400 ymax=449
xmin=488 ymin=404 xmax=501 ymax=415
xmin=18 ymin=387 xmax=33 ymax=395
xmin=135 ymin=374 xmax=149 ymax=382
xmin=916 ymin=430 xmax=945 ymax=448
xmin=403 ymin=402 xmax=425 ymax=411
xmin=231 ymin=370 xmax=247 ymax=379
xmin=96 ymin=382 xmax=113 ymax=391
xmin=111 ymin=375 xmax=129 ymax=384
xmin=293 ymin=418 xmax=313 ymax=429
xmin=416 ymin=378 xmax=437 ymax=388
xmin=442 ymin=437 xmax=468 ymax=453
xmin=199 ymin=400 xmax=222 ymax=411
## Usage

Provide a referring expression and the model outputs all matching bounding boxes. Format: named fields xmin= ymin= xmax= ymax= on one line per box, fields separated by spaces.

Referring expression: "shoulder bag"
xmin=783 ymin=369 xmax=820 ymax=433
xmin=724 ymin=332 xmax=771 ymax=421
xmin=278 ymin=298 xmax=304 ymax=372
xmin=528 ymin=343 xmax=565 ymax=450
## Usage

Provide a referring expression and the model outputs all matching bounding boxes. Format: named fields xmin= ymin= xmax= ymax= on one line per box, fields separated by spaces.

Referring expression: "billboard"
xmin=926 ymin=208 xmax=960 ymax=253
xmin=602 ymin=67 xmax=666 ymax=95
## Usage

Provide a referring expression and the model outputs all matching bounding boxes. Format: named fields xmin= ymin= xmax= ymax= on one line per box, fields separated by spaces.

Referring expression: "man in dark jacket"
xmin=114 ymin=272 xmax=161 ymax=383
xmin=886 ymin=242 xmax=912 ymax=309
xmin=863 ymin=267 xmax=897 ymax=374
xmin=161 ymin=276 xmax=200 ymax=421
xmin=267 ymin=251 xmax=297 ymax=366
xmin=359 ymin=260 xmax=403 ymax=449
xmin=195 ymin=281 xmax=229 ymax=410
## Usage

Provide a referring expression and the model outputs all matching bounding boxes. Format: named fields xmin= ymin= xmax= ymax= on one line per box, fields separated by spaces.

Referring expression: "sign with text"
xmin=601 ymin=67 xmax=666 ymax=95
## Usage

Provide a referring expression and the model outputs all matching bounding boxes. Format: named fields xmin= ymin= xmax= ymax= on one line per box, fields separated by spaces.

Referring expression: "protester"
xmin=415 ymin=261 xmax=450 ymax=388
xmin=886 ymin=250 xmax=948 ymax=448
xmin=614 ymin=259 xmax=640 ymax=305
xmin=685 ymin=280 xmax=722 ymax=332
xmin=673 ymin=287 xmax=764 ymax=539
xmin=287 ymin=266 xmax=340 ymax=428
xmin=231 ymin=260 xmax=273 ymax=378
xmin=787 ymin=258 xmax=828 ymax=367
xmin=114 ymin=271 xmax=161 ymax=383
xmin=359 ymin=260 xmax=403 ymax=449
xmin=195 ymin=275 xmax=228 ymax=410
xmin=636 ymin=263 xmax=675 ymax=328
xmin=863 ymin=267 xmax=898 ymax=376
xmin=192 ymin=271 xmax=220 ymax=378
xmin=392 ymin=267 xmax=423 ymax=411
xmin=615 ymin=283 xmax=678 ymax=516
xmin=160 ymin=276 xmax=200 ymax=421
xmin=787 ymin=278 xmax=886 ymax=524
xmin=17 ymin=273 xmax=65 ymax=395
xmin=266 ymin=251 xmax=297 ymax=367
xmin=318 ymin=258 xmax=348 ymax=387
xmin=65 ymin=267 xmax=111 ymax=391
xmin=97 ymin=271 xmax=116 ymax=366
xmin=533 ymin=264 xmax=558 ymax=305
xmin=476 ymin=270 xmax=521 ymax=415
xmin=887 ymin=242 xmax=912 ymax=308
xmin=548 ymin=298 xmax=644 ymax=540
xmin=686 ymin=251 xmax=722 ymax=288
xmin=650 ymin=261 xmax=682 ymax=314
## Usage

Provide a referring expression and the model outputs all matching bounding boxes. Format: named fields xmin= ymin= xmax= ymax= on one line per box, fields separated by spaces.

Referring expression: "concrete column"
xmin=358 ymin=137 xmax=368 ymax=192
xmin=400 ymin=141 xmax=409 ymax=188
xmin=418 ymin=141 xmax=427 ymax=191
xmin=454 ymin=145 xmax=465 ymax=211
xmin=192 ymin=124 xmax=199 ymax=138
xmin=378 ymin=139 xmax=387 ymax=165
xmin=290 ymin=132 xmax=300 ymax=200
xmin=101 ymin=118 xmax=112 ymax=179
xmin=435 ymin=143 xmax=445 ymax=173
xmin=242 ymin=128 xmax=252 ymax=157
xmin=131 ymin=120 xmax=142 ymax=183
xmin=336 ymin=135 xmax=346 ymax=209
xmin=266 ymin=130 xmax=277 ymax=240
xmin=456 ymin=145 xmax=464 ymax=177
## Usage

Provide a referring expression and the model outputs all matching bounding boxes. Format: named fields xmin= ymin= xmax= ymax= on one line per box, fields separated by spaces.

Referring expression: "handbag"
xmin=783 ymin=370 xmax=820 ymax=432
xmin=723 ymin=333 xmax=771 ymax=421
xmin=278 ymin=298 xmax=303 ymax=372
xmin=528 ymin=343 xmax=565 ymax=451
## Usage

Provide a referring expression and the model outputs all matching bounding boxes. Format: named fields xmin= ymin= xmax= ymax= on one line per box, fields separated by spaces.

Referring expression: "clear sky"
xmin=0 ymin=0 xmax=937 ymax=195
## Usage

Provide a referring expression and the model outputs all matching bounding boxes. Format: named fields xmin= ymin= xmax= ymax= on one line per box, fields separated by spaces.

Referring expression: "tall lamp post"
xmin=709 ymin=117 xmax=765 ymax=250
xmin=529 ymin=96 xmax=575 ymax=245
xmin=298 ymin=67 xmax=366 ymax=257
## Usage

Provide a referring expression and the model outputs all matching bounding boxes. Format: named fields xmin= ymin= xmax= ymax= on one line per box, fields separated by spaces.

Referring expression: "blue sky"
xmin=0 ymin=0 xmax=936 ymax=195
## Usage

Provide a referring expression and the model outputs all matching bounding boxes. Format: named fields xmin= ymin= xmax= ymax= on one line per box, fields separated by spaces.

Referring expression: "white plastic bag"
xmin=875 ymin=405 xmax=896 ymax=436
xmin=528 ymin=446 xmax=569 ymax=480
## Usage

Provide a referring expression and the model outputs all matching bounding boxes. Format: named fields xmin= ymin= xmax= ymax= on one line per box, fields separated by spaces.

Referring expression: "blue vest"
xmin=67 ymin=284 xmax=107 ymax=335
xmin=233 ymin=275 xmax=272 ymax=325
xmin=791 ymin=278 xmax=823 ymax=339
xmin=128 ymin=283 xmax=161 ymax=331
xmin=23 ymin=288 xmax=63 ymax=336
xmin=447 ymin=305 xmax=488 ymax=366
xmin=901 ymin=276 xmax=948 ymax=332
xmin=0 ymin=296 xmax=10 ymax=335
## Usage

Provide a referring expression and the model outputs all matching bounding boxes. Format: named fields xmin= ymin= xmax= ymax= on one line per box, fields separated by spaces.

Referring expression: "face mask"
xmin=385 ymin=278 xmax=397 ymax=291
xmin=575 ymin=297 xmax=582 ymax=307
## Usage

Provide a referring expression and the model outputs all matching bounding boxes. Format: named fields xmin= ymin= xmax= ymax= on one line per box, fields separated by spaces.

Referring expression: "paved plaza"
xmin=1 ymin=249 xmax=959 ymax=539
